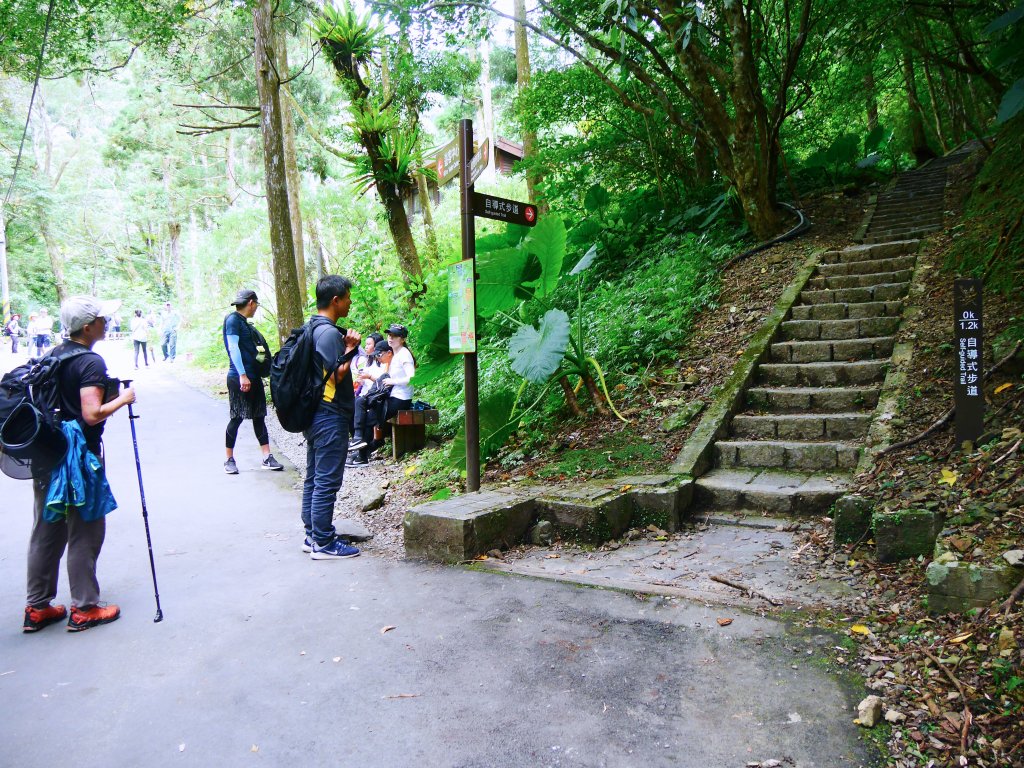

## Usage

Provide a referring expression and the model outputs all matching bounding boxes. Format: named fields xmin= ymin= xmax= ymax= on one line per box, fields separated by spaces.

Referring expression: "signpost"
xmin=456 ymin=119 xmax=537 ymax=492
xmin=954 ymin=279 xmax=984 ymax=447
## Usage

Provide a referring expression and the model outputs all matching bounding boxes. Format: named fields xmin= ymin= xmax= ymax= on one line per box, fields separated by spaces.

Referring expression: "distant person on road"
xmin=300 ymin=275 xmax=361 ymax=560
xmin=222 ymin=289 xmax=283 ymax=474
xmin=32 ymin=309 xmax=54 ymax=356
xmin=130 ymin=309 xmax=150 ymax=369
xmin=6 ymin=313 xmax=22 ymax=354
xmin=22 ymin=295 xmax=136 ymax=633
xmin=160 ymin=302 xmax=180 ymax=362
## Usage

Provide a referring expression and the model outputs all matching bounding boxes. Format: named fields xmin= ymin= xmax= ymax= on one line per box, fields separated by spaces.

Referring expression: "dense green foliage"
xmin=2 ymin=0 xmax=1020 ymax=469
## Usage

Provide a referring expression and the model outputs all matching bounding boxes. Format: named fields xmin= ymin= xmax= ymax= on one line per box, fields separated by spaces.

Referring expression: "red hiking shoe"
xmin=67 ymin=604 xmax=121 ymax=632
xmin=23 ymin=603 xmax=68 ymax=633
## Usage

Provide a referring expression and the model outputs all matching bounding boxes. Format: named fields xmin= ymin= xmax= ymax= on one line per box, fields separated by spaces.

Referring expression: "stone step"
xmin=806 ymin=269 xmax=913 ymax=290
xmin=745 ymin=386 xmax=880 ymax=413
xmin=800 ymin=282 xmax=910 ymax=304
xmin=819 ymin=241 xmax=919 ymax=264
xmin=868 ymin=217 xmax=942 ymax=230
xmin=817 ymin=255 xmax=916 ymax=277
xmin=770 ymin=335 xmax=895 ymax=363
xmin=862 ymin=228 xmax=940 ymax=245
xmin=780 ymin=317 xmax=900 ymax=340
xmin=713 ymin=439 xmax=862 ymax=470
xmin=758 ymin=360 xmax=888 ymax=387
xmin=731 ymin=413 xmax=872 ymax=440
xmin=692 ymin=468 xmax=851 ymax=515
xmin=790 ymin=300 xmax=903 ymax=321
xmin=877 ymin=191 xmax=945 ymax=203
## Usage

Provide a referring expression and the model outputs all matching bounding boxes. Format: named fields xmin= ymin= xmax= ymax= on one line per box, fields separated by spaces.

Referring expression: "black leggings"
xmin=226 ymin=417 xmax=269 ymax=449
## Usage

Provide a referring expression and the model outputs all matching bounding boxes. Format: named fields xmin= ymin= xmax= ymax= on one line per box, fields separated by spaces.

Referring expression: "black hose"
xmin=722 ymin=203 xmax=811 ymax=271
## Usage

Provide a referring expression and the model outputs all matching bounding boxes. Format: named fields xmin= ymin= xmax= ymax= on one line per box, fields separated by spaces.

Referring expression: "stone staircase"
xmin=690 ymin=147 xmax=974 ymax=519
xmin=857 ymin=141 xmax=977 ymax=244
xmin=692 ymin=239 xmax=920 ymax=517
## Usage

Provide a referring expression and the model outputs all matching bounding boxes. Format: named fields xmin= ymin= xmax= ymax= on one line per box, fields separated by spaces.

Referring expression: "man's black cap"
xmin=231 ymin=289 xmax=258 ymax=306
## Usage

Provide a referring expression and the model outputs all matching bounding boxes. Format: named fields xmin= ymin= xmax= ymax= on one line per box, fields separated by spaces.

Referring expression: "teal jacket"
xmin=45 ymin=420 xmax=117 ymax=523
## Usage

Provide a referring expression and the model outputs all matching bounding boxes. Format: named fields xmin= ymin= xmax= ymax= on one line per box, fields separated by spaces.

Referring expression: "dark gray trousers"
xmin=26 ymin=479 xmax=106 ymax=609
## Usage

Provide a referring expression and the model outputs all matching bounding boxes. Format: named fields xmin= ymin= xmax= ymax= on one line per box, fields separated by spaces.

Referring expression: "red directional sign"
xmin=472 ymin=192 xmax=538 ymax=227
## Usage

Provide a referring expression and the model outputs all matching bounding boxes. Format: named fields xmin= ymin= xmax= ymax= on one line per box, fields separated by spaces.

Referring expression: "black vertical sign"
xmin=954 ymin=279 xmax=984 ymax=446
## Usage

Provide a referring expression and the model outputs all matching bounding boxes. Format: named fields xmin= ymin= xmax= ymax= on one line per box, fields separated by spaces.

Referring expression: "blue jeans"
xmin=301 ymin=408 xmax=350 ymax=545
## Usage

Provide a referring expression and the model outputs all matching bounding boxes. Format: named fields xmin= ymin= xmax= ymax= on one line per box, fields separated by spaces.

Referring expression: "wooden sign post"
xmin=456 ymin=119 xmax=537 ymax=492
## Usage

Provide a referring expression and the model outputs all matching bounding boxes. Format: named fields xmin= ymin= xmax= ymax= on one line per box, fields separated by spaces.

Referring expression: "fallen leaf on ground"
xmin=938 ymin=468 xmax=959 ymax=486
xmin=717 ymin=618 xmax=733 ymax=626
xmin=380 ymin=625 xmax=396 ymax=634
xmin=383 ymin=693 xmax=420 ymax=699
xmin=850 ymin=624 xmax=872 ymax=636
xmin=994 ymin=383 xmax=1012 ymax=395
xmin=949 ymin=632 xmax=974 ymax=644
xmin=332 ymin=657 xmax=342 ymax=663
xmin=251 ymin=745 xmax=259 ymax=753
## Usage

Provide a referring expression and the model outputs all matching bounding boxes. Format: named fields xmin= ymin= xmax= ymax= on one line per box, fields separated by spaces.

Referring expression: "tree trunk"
xmin=0 ymin=206 xmax=10 ymax=327
xmin=920 ymin=57 xmax=949 ymax=153
xmin=168 ymin=221 xmax=183 ymax=298
xmin=514 ymin=0 xmax=542 ymax=206
xmin=416 ymin=172 xmax=439 ymax=259
xmin=253 ymin=0 xmax=304 ymax=343
xmin=376 ymin=174 xmax=423 ymax=285
xmin=225 ymin=130 xmax=238 ymax=204
xmin=37 ymin=211 xmax=67 ymax=304
xmin=902 ymin=48 xmax=935 ymax=166
xmin=864 ymin=66 xmax=879 ymax=131
xmin=307 ymin=217 xmax=327 ymax=281
xmin=275 ymin=28 xmax=307 ymax=310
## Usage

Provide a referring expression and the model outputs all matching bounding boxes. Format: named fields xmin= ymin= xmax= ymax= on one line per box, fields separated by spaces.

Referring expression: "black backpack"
xmin=0 ymin=346 xmax=92 ymax=478
xmin=0 ymin=346 xmax=90 ymax=426
xmin=270 ymin=319 xmax=336 ymax=433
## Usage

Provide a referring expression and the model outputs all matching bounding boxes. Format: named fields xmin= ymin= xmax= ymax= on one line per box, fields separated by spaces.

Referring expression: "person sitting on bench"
xmin=347 ymin=324 xmax=414 ymax=465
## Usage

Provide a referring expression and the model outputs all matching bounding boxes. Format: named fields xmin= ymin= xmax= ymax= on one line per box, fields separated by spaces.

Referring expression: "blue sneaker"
xmin=310 ymin=538 xmax=360 ymax=560
xmin=302 ymin=536 xmax=313 ymax=553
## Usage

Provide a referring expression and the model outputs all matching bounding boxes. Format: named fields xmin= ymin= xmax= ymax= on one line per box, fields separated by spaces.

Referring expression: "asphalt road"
xmin=0 ymin=343 xmax=875 ymax=767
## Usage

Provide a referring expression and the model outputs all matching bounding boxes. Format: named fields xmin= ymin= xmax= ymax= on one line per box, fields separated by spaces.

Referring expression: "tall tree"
xmin=253 ymin=0 xmax=303 ymax=341
xmin=312 ymin=2 xmax=424 ymax=285
xmin=514 ymin=0 xmax=542 ymax=206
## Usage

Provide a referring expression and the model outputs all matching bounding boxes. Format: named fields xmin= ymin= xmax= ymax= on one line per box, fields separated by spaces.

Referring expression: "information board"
xmin=448 ymin=259 xmax=476 ymax=354
xmin=954 ymin=278 xmax=984 ymax=446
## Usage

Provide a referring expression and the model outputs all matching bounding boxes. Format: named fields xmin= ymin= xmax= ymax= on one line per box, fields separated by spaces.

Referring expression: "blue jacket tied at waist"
xmin=45 ymin=420 xmax=117 ymax=523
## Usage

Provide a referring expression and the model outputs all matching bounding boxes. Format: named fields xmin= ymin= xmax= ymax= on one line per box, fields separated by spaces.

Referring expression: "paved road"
xmin=0 ymin=344 xmax=875 ymax=767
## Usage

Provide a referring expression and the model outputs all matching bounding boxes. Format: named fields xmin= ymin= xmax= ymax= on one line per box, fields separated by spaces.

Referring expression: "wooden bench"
xmin=386 ymin=409 xmax=439 ymax=460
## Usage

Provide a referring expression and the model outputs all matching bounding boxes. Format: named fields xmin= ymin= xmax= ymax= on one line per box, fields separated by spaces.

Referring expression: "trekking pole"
xmin=121 ymin=380 xmax=164 ymax=623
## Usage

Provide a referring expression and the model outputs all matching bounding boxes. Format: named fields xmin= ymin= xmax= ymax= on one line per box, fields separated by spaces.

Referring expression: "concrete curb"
xmin=669 ymin=251 xmax=822 ymax=480
xmin=854 ymin=193 xmax=877 ymax=243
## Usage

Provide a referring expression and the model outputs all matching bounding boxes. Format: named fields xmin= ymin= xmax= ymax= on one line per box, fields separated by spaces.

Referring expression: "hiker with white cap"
xmin=22 ymin=295 xmax=136 ymax=633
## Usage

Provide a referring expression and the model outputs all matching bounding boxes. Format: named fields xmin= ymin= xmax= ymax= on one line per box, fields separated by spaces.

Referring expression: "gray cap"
xmin=231 ymin=289 xmax=258 ymax=306
xmin=60 ymin=296 xmax=122 ymax=334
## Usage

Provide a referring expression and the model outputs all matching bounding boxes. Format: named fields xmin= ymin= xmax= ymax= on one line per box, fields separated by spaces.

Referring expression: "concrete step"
xmin=692 ymin=468 xmax=851 ymax=515
xmin=806 ymin=269 xmax=913 ymax=290
xmin=758 ymin=360 xmax=889 ymax=387
xmin=800 ymin=282 xmax=910 ymax=304
xmin=731 ymin=413 xmax=872 ymax=440
xmin=819 ymin=241 xmax=919 ymax=264
xmin=790 ymin=300 xmax=903 ymax=321
xmin=745 ymin=386 xmax=880 ymax=413
xmin=713 ymin=439 xmax=862 ymax=470
xmin=817 ymin=255 xmax=916 ymax=277
xmin=770 ymin=336 xmax=896 ymax=363
xmin=780 ymin=317 xmax=900 ymax=340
